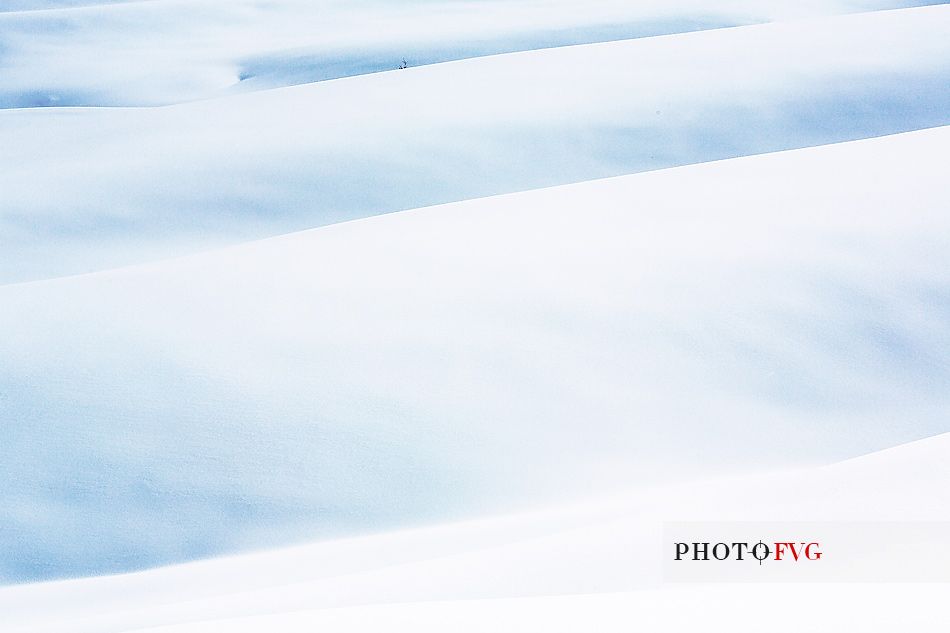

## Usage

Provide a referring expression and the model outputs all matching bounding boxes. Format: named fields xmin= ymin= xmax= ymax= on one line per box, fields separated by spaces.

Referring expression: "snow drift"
xmin=0 ymin=0 xmax=941 ymax=107
xmin=2 ymin=126 xmax=948 ymax=582
xmin=1 ymin=5 xmax=948 ymax=282
xmin=3 ymin=431 xmax=949 ymax=632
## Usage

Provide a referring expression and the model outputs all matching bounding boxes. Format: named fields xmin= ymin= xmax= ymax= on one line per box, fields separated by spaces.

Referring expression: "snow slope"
xmin=2 ymin=5 xmax=948 ymax=283
xmin=2 ymin=126 xmax=949 ymax=582
xmin=3 ymin=431 xmax=949 ymax=632
xmin=0 ymin=0 xmax=941 ymax=107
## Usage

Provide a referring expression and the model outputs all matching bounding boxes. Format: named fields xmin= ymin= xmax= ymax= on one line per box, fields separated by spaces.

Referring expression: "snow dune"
xmin=3 ymin=431 xmax=949 ymax=632
xmin=2 ymin=5 xmax=949 ymax=283
xmin=2 ymin=126 xmax=948 ymax=582
xmin=0 ymin=0 xmax=940 ymax=107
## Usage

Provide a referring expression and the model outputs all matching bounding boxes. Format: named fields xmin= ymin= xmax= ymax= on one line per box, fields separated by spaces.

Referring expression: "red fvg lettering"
xmin=774 ymin=542 xmax=822 ymax=561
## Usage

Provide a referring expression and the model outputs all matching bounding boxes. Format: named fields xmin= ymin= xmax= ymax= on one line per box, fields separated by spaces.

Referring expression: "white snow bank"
xmin=2 ymin=127 xmax=948 ymax=582
xmin=2 ymin=5 xmax=948 ymax=283
xmin=3 ymin=432 xmax=949 ymax=632
xmin=0 ymin=0 xmax=939 ymax=107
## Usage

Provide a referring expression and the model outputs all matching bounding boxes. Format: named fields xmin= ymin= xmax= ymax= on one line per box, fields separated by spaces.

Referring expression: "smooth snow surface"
xmin=3 ymin=432 xmax=949 ymax=632
xmin=1 ymin=6 xmax=949 ymax=282
xmin=3 ymin=0 xmax=949 ymax=626
xmin=2 ymin=127 xmax=949 ymax=582
xmin=0 ymin=0 xmax=942 ymax=107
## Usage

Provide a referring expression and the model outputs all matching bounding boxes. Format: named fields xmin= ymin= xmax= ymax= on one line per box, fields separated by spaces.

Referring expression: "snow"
xmin=2 ymin=126 xmax=949 ymax=582
xmin=2 ymin=0 xmax=949 ymax=626
xmin=0 ymin=0 xmax=940 ymax=107
xmin=3 ymin=431 xmax=949 ymax=632
xmin=1 ymin=5 xmax=949 ymax=282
